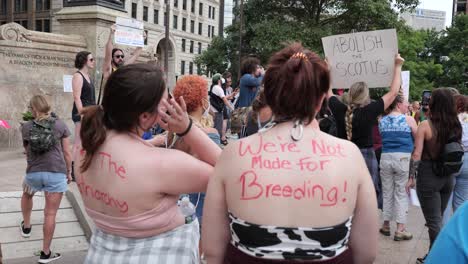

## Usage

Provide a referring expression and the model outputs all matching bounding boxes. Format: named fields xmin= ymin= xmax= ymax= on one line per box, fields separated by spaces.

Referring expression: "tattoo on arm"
xmin=409 ymin=159 xmax=420 ymax=179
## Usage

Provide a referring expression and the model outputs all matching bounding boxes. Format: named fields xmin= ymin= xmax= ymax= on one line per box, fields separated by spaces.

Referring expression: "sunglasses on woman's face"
xmin=114 ymin=55 xmax=125 ymax=59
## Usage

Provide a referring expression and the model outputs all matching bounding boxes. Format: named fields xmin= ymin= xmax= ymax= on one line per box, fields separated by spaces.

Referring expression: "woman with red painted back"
xmin=202 ymin=43 xmax=378 ymax=263
xmin=76 ymin=63 xmax=221 ymax=263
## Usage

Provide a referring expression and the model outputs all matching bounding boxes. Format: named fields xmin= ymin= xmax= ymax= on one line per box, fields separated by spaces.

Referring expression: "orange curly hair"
xmin=173 ymin=75 xmax=208 ymax=113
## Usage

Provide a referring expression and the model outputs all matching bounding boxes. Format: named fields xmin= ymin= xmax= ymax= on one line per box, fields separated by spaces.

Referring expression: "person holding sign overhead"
xmin=102 ymin=24 xmax=146 ymax=81
xmin=203 ymin=43 xmax=378 ymax=263
xmin=327 ymin=54 xmax=404 ymax=209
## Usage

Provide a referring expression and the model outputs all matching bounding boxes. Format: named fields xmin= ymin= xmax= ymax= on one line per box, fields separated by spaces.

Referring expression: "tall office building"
xmin=401 ymin=8 xmax=446 ymax=31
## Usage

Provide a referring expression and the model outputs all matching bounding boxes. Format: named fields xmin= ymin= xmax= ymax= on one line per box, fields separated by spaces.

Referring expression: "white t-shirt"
xmin=211 ymin=85 xmax=225 ymax=113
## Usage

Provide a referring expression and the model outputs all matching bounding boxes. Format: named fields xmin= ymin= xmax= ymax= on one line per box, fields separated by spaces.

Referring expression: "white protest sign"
xmin=401 ymin=71 xmax=410 ymax=100
xmin=115 ymin=17 xmax=144 ymax=47
xmin=63 ymin=75 xmax=73 ymax=93
xmin=322 ymin=29 xmax=398 ymax=88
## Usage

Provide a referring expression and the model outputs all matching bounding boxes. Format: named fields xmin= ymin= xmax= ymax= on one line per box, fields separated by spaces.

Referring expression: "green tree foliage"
xmin=435 ymin=15 xmax=468 ymax=94
xmin=398 ymin=28 xmax=443 ymax=100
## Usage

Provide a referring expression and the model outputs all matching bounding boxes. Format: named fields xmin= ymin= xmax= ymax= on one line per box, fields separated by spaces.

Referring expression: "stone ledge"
xmin=66 ymin=184 xmax=95 ymax=242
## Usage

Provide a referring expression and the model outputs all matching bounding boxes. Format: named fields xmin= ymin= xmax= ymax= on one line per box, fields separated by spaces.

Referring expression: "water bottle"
xmin=179 ymin=196 xmax=196 ymax=223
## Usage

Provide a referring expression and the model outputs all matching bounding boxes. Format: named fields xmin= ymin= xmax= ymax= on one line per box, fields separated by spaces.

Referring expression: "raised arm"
xmin=102 ymin=25 xmax=115 ymax=80
xmin=382 ymin=54 xmax=405 ymax=110
xmin=242 ymin=74 xmax=263 ymax=87
xmin=158 ymin=97 xmax=222 ymax=166
xmin=125 ymin=31 xmax=146 ymax=65
xmin=72 ymin=73 xmax=84 ymax=114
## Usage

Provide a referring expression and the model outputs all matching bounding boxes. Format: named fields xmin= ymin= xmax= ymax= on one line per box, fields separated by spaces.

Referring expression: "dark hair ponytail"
xmin=80 ymin=105 xmax=106 ymax=172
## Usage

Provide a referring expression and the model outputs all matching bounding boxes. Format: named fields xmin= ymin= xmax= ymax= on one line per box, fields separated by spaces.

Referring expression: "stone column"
xmin=6 ymin=0 xmax=14 ymax=22
xmin=28 ymin=0 xmax=36 ymax=30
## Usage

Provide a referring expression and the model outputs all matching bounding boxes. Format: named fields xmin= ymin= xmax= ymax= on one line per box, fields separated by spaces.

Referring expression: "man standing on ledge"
xmin=102 ymin=25 xmax=146 ymax=80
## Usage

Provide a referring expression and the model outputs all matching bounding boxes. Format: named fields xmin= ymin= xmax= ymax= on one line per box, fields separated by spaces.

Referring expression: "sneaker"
xmin=379 ymin=226 xmax=390 ymax=236
xmin=20 ymin=221 xmax=31 ymax=238
xmin=38 ymin=251 xmax=61 ymax=263
xmin=394 ymin=229 xmax=413 ymax=241
xmin=416 ymin=254 xmax=427 ymax=264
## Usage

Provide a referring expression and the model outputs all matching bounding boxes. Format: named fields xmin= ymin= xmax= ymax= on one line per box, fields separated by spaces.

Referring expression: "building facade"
xmin=0 ymin=0 xmax=62 ymax=32
xmin=453 ymin=0 xmax=468 ymax=17
xmin=123 ymin=0 xmax=219 ymax=80
xmin=0 ymin=0 xmax=220 ymax=84
xmin=401 ymin=8 xmax=446 ymax=31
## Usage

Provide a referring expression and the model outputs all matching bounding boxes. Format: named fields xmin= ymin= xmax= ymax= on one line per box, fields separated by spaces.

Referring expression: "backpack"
xmin=432 ymin=138 xmax=464 ymax=177
xmin=230 ymin=107 xmax=251 ymax=134
xmin=29 ymin=118 xmax=57 ymax=154
xmin=209 ymin=85 xmax=225 ymax=113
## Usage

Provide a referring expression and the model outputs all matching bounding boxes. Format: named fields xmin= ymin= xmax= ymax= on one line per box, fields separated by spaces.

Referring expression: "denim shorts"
xmin=23 ymin=172 xmax=68 ymax=194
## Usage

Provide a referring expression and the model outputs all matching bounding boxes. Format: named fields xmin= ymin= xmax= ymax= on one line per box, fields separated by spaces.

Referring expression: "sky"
xmin=418 ymin=0 xmax=453 ymax=26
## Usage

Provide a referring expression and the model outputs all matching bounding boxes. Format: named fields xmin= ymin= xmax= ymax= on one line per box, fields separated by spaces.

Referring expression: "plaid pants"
xmin=85 ymin=220 xmax=199 ymax=264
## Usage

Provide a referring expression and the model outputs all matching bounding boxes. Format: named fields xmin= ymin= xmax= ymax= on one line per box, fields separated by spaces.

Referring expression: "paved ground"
xmin=0 ymin=148 xmax=430 ymax=263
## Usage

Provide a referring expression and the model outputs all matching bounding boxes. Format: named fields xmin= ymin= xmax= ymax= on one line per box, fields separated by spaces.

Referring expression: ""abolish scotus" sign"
xmin=322 ymin=29 xmax=398 ymax=88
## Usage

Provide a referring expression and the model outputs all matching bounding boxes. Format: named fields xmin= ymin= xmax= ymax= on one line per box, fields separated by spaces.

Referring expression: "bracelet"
xmin=176 ymin=118 xmax=193 ymax=137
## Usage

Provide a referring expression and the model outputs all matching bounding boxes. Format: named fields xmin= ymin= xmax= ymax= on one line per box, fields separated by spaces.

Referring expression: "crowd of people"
xmin=17 ymin=24 xmax=468 ymax=264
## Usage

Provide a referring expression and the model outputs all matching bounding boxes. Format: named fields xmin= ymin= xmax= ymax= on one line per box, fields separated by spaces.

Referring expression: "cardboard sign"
xmin=115 ymin=17 xmax=144 ymax=47
xmin=63 ymin=75 xmax=73 ymax=93
xmin=322 ymin=29 xmax=398 ymax=88
xmin=401 ymin=71 xmax=410 ymax=101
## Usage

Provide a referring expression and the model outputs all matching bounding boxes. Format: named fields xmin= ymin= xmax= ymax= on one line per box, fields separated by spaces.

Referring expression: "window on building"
xmin=190 ymin=20 xmax=194 ymax=33
xmin=212 ymin=7 xmax=215 ymax=19
xmin=154 ymin=9 xmax=159 ymax=24
xmin=44 ymin=19 xmax=50 ymax=32
xmin=191 ymin=0 xmax=195 ymax=13
xmin=189 ymin=62 xmax=193 ymax=74
xmin=35 ymin=19 xmax=42 ymax=31
xmin=198 ymin=42 xmax=202 ymax=54
xmin=173 ymin=15 xmax=178 ymax=29
xmin=1 ymin=0 xmax=6 ymax=15
xmin=211 ymin=26 xmax=214 ymax=37
xmin=197 ymin=63 xmax=202 ymax=75
xmin=182 ymin=39 xmax=186 ymax=52
xmin=174 ymin=0 xmax=178 ymax=8
xmin=207 ymin=25 xmax=211 ymax=37
xmin=144 ymin=30 xmax=148 ymax=45
xmin=208 ymin=6 xmax=211 ymax=18
xmin=143 ymin=6 xmax=148 ymax=21
xmin=164 ymin=12 xmax=167 ymax=26
xmin=190 ymin=40 xmax=194 ymax=53
xmin=181 ymin=61 xmax=186 ymax=75
xmin=131 ymin=3 xmax=137 ymax=19
xmin=44 ymin=0 xmax=50 ymax=10
xmin=36 ymin=0 xmax=42 ymax=11
xmin=182 ymin=17 xmax=187 ymax=31
xmin=14 ymin=0 xmax=27 ymax=13
xmin=121 ymin=0 xmax=125 ymax=8
xmin=198 ymin=22 xmax=202 ymax=35
xmin=199 ymin=2 xmax=203 ymax=16
xmin=182 ymin=0 xmax=187 ymax=10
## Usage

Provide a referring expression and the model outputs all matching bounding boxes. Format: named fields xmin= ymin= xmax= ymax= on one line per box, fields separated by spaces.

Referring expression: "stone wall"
xmin=0 ymin=22 xmax=87 ymax=149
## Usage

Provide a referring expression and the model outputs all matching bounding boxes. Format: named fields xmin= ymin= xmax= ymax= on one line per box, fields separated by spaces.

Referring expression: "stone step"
xmin=4 ymin=250 xmax=88 ymax=264
xmin=0 ymin=194 xmax=72 ymax=214
xmin=1 ymin=236 xmax=89 ymax=260
xmin=0 ymin=192 xmax=89 ymax=260
xmin=0 ymin=221 xmax=84 ymax=244
xmin=0 ymin=208 xmax=77 ymax=228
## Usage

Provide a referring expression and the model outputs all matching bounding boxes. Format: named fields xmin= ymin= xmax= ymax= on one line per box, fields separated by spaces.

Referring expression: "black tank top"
xmin=72 ymin=71 xmax=96 ymax=122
